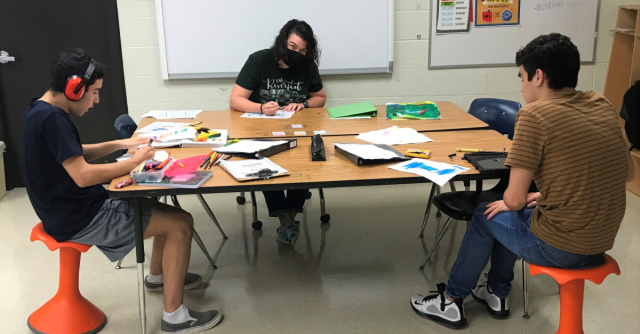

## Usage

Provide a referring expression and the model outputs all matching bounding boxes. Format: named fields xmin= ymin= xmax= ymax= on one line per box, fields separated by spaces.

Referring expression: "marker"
xmin=225 ymin=138 xmax=239 ymax=147
xmin=456 ymin=148 xmax=482 ymax=153
xmin=147 ymin=139 xmax=153 ymax=147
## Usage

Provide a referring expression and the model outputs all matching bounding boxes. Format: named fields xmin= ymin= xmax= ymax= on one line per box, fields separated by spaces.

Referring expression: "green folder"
xmin=327 ymin=101 xmax=378 ymax=118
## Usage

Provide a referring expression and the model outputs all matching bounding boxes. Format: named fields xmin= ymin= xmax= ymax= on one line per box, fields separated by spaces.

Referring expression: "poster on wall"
xmin=475 ymin=0 xmax=520 ymax=27
xmin=436 ymin=0 xmax=472 ymax=34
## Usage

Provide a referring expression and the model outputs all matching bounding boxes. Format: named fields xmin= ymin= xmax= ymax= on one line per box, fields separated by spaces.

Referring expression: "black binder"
xmin=463 ymin=151 xmax=509 ymax=175
xmin=219 ymin=139 xmax=297 ymax=159
xmin=335 ymin=143 xmax=408 ymax=166
xmin=311 ymin=134 xmax=326 ymax=161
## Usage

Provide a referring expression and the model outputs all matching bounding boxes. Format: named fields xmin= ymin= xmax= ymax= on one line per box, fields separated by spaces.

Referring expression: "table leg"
xmin=133 ymin=197 xmax=146 ymax=334
xmin=419 ymin=185 xmax=437 ymax=238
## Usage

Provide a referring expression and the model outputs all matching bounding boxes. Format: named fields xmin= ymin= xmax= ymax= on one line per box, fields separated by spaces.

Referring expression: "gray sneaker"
xmin=287 ymin=221 xmax=301 ymax=245
xmin=161 ymin=309 xmax=222 ymax=334
xmin=276 ymin=226 xmax=290 ymax=245
xmin=145 ymin=272 xmax=203 ymax=292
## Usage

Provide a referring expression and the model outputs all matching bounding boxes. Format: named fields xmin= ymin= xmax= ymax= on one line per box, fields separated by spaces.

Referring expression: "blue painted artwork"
xmin=402 ymin=161 xmax=465 ymax=175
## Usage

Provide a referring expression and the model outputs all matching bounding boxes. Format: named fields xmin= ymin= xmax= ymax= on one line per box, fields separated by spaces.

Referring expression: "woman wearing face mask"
xmin=230 ymin=19 xmax=326 ymax=245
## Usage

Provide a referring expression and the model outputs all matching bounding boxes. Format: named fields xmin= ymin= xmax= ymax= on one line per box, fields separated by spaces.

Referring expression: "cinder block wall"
xmin=117 ymin=0 xmax=636 ymax=121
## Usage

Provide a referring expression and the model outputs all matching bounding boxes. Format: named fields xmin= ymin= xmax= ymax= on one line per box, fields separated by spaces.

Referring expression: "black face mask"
xmin=284 ymin=49 xmax=306 ymax=68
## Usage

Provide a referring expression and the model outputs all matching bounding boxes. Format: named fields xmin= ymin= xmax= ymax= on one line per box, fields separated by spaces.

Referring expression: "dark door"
xmin=0 ymin=0 xmax=128 ymax=189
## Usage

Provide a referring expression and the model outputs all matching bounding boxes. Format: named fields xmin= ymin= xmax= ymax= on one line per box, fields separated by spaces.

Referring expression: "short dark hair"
xmin=271 ymin=19 xmax=321 ymax=69
xmin=49 ymin=48 xmax=105 ymax=94
xmin=516 ymin=33 xmax=580 ymax=90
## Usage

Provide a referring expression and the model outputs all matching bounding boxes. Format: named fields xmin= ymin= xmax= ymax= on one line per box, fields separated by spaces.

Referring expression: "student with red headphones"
xmin=20 ymin=49 xmax=223 ymax=333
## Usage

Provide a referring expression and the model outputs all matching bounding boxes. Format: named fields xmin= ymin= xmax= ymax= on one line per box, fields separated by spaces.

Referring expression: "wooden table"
xmin=110 ymin=130 xmax=511 ymax=197
xmin=136 ymin=102 xmax=488 ymax=139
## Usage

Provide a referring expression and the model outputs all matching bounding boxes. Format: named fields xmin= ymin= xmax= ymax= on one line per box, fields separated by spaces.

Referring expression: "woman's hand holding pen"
xmin=261 ymin=101 xmax=280 ymax=116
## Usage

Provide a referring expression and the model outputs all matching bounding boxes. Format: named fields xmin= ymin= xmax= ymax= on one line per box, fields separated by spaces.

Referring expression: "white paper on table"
xmin=356 ymin=126 xmax=433 ymax=145
xmin=240 ymin=111 xmax=295 ymax=119
xmin=135 ymin=122 xmax=190 ymax=133
xmin=116 ymin=150 xmax=169 ymax=162
xmin=138 ymin=127 xmax=197 ymax=142
xmin=212 ymin=140 xmax=288 ymax=154
xmin=388 ymin=158 xmax=469 ymax=186
xmin=334 ymin=143 xmax=399 ymax=160
xmin=220 ymin=158 xmax=288 ymax=180
xmin=141 ymin=110 xmax=202 ymax=119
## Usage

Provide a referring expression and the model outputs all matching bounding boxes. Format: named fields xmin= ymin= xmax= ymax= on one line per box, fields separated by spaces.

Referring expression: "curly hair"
xmin=271 ymin=19 xmax=321 ymax=69
xmin=516 ymin=33 xmax=580 ymax=90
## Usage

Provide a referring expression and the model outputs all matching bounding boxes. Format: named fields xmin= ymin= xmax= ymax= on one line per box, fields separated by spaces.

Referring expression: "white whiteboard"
xmin=156 ymin=0 xmax=394 ymax=79
xmin=429 ymin=0 xmax=600 ymax=68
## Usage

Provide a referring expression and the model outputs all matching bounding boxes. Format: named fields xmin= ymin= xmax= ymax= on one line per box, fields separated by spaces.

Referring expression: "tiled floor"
xmin=2 ymin=183 xmax=639 ymax=333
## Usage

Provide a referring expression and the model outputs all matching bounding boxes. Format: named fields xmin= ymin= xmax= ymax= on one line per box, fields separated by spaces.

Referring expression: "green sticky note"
xmin=327 ymin=101 xmax=378 ymax=118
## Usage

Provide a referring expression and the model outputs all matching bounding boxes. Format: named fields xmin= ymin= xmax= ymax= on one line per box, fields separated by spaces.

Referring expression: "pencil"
xmin=456 ymin=148 xmax=482 ymax=152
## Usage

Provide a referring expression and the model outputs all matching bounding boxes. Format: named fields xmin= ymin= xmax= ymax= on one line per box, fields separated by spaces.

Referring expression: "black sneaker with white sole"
xmin=145 ymin=272 xmax=203 ymax=292
xmin=471 ymin=274 xmax=510 ymax=319
xmin=161 ymin=309 xmax=222 ymax=334
xmin=410 ymin=283 xmax=467 ymax=330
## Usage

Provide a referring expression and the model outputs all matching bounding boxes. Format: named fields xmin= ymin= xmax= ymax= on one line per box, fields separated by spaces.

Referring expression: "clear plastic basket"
xmin=130 ymin=158 xmax=175 ymax=183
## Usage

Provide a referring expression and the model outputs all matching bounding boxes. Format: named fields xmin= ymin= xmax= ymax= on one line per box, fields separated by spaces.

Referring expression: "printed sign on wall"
xmin=436 ymin=0 xmax=472 ymax=34
xmin=476 ymin=0 xmax=520 ymax=26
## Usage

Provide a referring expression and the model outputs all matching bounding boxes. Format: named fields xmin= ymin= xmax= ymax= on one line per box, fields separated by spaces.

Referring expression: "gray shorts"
xmin=69 ymin=198 xmax=153 ymax=262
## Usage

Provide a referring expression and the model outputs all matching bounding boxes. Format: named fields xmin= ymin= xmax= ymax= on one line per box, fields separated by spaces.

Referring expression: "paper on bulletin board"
xmin=436 ymin=0 xmax=472 ymax=34
xmin=475 ymin=0 xmax=520 ymax=27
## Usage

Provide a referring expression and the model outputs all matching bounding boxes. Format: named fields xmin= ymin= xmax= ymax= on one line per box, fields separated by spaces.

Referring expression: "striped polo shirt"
xmin=505 ymin=91 xmax=629 ymax=255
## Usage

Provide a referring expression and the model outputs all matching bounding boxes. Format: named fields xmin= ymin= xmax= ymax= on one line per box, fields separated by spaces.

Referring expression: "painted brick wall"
xmin=116 ymin=0 xmax=639 ymax=121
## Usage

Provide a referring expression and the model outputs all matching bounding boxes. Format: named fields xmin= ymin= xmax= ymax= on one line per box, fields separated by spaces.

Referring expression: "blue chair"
xmin=112 ymin=115 xmax=227 ymax=270
xmin=114 ymin=114 xmax=138 ymax=139
xmin=468 ymin=98 xmax=522 ymax=140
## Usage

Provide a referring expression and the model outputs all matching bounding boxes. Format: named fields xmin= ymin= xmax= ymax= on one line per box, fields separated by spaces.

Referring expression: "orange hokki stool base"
xmin=528 ymin=254 xmax=620 ymax=334
xmin=28 ymin=223 xmax=107 ymax=334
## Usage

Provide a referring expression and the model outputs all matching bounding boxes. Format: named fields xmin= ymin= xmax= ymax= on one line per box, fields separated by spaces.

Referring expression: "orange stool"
xmin=28 ymin=223 xmax=107 ymax=334
xmin=528 ymin=254 xmax=620 ymax=334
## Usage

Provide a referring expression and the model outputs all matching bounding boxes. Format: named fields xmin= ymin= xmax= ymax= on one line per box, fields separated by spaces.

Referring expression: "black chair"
xmin=112 ymin=115 xmax=227 ymax=270
xmin=418 ymin=98 xmax=522 ymax=238
xmin=419 ymin=177 xmax=535 ymax=319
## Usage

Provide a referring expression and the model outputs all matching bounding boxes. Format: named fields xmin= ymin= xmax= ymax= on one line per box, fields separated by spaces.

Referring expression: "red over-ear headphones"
xmin=64 ymin=59 xmax=97 ymax=101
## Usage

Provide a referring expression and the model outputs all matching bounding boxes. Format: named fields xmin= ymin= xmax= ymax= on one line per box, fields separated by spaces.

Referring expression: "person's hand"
xmin=119 ymin=136 xmax=160 ymax=150
xmin=261 ymin=102 xmax=280 ymax=116
xmin=484 ymin=200 xmax=511 ymax=219
xmin=282 ymin=103 xmax=304 ymax=112
xmin=132 ymin=145 xmax=155 ymax=164
xmin=526 ymin=192 xmax=541 ymax=208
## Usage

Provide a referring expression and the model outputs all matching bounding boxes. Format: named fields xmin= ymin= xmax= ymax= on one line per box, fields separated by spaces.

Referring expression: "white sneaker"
xmin=410 ymin=283 xmax=466 ymax=329
xmin=471 ymin=274 xmax=510 ymax=319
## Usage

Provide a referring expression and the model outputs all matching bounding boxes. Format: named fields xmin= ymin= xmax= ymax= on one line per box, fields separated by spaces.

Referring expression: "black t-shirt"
xmin=20 ymin=100 xmax=108 ymax=242
xmin=235 ymin=49 xmax=323 ymax=106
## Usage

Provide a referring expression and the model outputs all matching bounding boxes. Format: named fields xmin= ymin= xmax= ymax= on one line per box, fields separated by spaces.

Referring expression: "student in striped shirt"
xmin=410 ymin=33 xmax=635 ymax=329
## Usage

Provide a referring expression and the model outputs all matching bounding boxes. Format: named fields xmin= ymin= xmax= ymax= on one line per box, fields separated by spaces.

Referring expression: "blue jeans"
xmin=445 ymin=203 xmax=605 ymax=300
